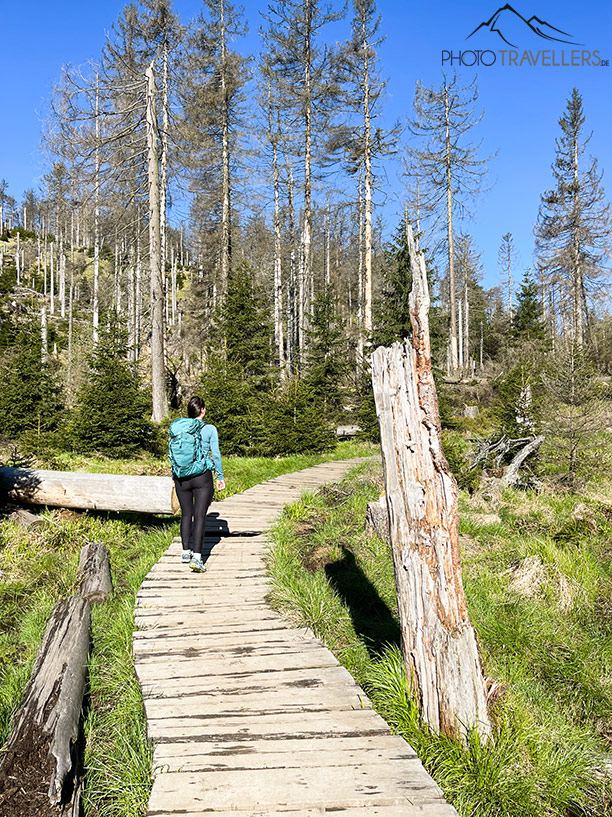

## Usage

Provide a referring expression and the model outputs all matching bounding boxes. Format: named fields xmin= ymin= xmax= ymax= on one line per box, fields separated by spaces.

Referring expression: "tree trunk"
xmin=444 ymin=86 xmax=458 ymax=373
xmin=146 ymin=62 xmax=168 ymax=423
xmin=0 ymin=467 xmax=174 ymax=514
xmin=362 ymin=15 xmax=373 ymax=339
xmin=8 ymin=508 xmax=48 ymax=530
xmin=301 ymin=0 xmax=313 ymax=357
xmin=371 ymin=223 xmax=491 ymax=742
xmin=220 ymin=0 xmax=231 ymax=289
xmin=0 ymin=596 xmax=90 ymax=811
xmin=41 ymin=306 xmax=48 ymax=363
xmin=357 ymin=170 xmax=364 ymax=361
xmin=93 ymin=75 xmax=100 ymax=345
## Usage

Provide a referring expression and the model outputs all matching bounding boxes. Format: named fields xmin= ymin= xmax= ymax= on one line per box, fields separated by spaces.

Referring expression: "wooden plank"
xmin=153 ymin=742 xmax=418 ymax=773
xmin=133 ymin=629 xmax=317 ymax=652
xmin=143 ymin=684 xmax=371 ymax=719
xmin=152 ymin=733 xmax=413 ymax=765
xmin=146 ymin=808 xmax=456 ymax=817
xmin=145 ymin=708 xmax=390 ymax=741
xmin=139 ymin=665 xmax=355 ymax=697
xmin=146 ymin=763 xmax=444 ymax=813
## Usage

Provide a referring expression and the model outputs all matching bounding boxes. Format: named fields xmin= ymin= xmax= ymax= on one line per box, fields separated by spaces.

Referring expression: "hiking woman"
xmin=170 ymin=395 xmax=225 ymax=572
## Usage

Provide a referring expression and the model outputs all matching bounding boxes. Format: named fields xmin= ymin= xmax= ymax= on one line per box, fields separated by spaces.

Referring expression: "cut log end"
xmin=78 ymin=542 xmax=112 ymax=604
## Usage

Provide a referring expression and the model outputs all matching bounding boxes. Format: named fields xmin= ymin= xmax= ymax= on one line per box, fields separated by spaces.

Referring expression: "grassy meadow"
xmin=267 ymin=461 xmax=612 ymax=817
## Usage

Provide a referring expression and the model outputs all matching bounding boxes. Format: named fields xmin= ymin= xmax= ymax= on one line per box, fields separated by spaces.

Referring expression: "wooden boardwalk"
xmin=134 ymin=460 xmax=458 ymax=817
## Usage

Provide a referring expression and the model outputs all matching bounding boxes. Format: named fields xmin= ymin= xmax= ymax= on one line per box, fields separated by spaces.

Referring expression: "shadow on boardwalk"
xmin=325 ymin=546 xmax=401 ymax=657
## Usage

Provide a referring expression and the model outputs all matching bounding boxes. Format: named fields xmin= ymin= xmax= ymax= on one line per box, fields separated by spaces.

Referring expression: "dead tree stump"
xmin=0 ymin=596 xmax=91 ymax=813
xmin=77 ymin=542 xmax=113 ymax=603
xmin=371 ymin=223 xmax=491 ymax=742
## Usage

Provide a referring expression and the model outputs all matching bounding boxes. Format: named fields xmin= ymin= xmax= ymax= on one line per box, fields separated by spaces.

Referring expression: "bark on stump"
xmin=77 ymin=542 xmax=112 ymax=603
xmin=371 ymin=223 xmax=491 ymax=742
xmin=365 ymin=498 xmax=389 ymax=541
xmin=0 ymin=596 xmax=91 ymax=813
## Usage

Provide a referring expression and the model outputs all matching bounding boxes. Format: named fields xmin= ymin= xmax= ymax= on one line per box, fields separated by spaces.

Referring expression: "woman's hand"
xmin=216 ymin=479 xmax=226 ymax=492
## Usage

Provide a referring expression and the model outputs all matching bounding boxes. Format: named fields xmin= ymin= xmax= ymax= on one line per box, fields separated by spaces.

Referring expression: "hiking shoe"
xmin=181 ymin=549 xmax=193 ymax=564
xmin=189 ymin=556 xmax=207 ymax=573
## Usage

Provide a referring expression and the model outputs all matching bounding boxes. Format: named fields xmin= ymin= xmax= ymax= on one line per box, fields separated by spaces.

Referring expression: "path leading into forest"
xmin=133 ymin=460 xmax=458 ymax=817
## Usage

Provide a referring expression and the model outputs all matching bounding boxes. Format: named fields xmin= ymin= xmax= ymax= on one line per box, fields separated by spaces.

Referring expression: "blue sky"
xmin=1 ymin=0 xmax=610 ymax=291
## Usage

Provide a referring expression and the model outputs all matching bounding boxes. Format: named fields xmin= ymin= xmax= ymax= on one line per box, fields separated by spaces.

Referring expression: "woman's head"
xmin=187 ymin=395 xmax=206 ymax=418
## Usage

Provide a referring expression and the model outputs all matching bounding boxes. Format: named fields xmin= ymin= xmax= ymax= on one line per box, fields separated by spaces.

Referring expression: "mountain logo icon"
xmin=467 ymin=4 xmax=581 ymax=47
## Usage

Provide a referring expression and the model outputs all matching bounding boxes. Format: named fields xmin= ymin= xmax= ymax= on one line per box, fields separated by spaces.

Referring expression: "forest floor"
xmin=267 ymin=459 xmax=612 ymax=817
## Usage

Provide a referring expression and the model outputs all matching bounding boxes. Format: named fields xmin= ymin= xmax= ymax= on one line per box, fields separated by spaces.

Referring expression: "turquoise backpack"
xmin=168 ymin=418 xmax=207 ymax=478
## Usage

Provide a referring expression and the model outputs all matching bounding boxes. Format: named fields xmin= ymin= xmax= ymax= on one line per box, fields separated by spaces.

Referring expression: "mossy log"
xmin=0 ymin=596 xmax=91 ymax=813
xmin=371 ymin=223 xmax=491 ymax=743
xmin=0 ymin=467 xmax=174 ymax=514
xmin=77 ymin=542 xmax=113 ymax=603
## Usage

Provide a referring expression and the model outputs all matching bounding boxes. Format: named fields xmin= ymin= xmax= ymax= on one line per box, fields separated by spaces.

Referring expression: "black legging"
xmin=173 ymin=470 xmax=214 ymax=553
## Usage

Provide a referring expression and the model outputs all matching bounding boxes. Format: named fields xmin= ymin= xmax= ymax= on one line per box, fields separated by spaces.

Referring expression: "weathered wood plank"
xmin=146 ymin=763 xmax=446 ymax=813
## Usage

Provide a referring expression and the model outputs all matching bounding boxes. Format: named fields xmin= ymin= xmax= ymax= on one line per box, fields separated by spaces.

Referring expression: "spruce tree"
xmin=0 ymin=322 xmax=63 ymax=440
xmin=304 ymin=290 xmax=348 ymax=424
xmin=199 ymin=261 xmax=274 ymax=455
xmin=70 ymin=318 xmax=155 ymax=457
xmin=542 ymin=342 xmax=602 ymax=487
xmin=512 ymin=270 xmax=547 ymax=343
xmin=259 ymin=379 xmax=335 ymax=456
xmin=535 ymin=88 xmax=612 ymax=347
xmin=372 ymin=218 xmax=413 ymax=348
xmin=493 ymin=358 xmax=543 ymax=438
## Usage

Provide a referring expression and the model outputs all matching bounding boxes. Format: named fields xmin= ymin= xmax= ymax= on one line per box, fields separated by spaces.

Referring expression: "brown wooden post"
xmin=371 ymin=223 xmax=491 ymax=741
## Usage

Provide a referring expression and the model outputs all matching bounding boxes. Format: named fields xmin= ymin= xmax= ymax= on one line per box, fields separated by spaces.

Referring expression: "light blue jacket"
xmin=201 ymin=423 xmax=224 ymax=480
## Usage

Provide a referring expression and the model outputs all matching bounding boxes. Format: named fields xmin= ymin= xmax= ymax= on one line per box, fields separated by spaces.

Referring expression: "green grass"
xmin=0 ymin=442 xmax=375 ymax=814
xmin=267 ymin=462 xmax=612 ymax=817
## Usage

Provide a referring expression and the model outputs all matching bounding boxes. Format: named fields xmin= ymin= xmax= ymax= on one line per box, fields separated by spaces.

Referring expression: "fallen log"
xmin=77 ymin=542 xmax=113 ymax=603
xmin=8 ymin=508 xmax=49 ymax=530
xmin=500 ymin=434 xmax=545 ymax=487
xmin=0 ymin=467 xmax=174 ymax=514
xmin=371 ymin=223 xmax=491 ymax=742
xmin=0 ymin=596 xmax=91 ymax=814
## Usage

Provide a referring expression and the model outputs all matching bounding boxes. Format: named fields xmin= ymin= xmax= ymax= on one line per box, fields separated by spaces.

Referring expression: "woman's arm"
xmin=207 ymin=425 xmax=225 ymax=485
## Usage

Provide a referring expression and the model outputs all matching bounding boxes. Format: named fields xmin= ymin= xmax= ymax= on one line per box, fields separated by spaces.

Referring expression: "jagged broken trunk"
xmin=371 ymin=225 xmax=491 ymax=742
